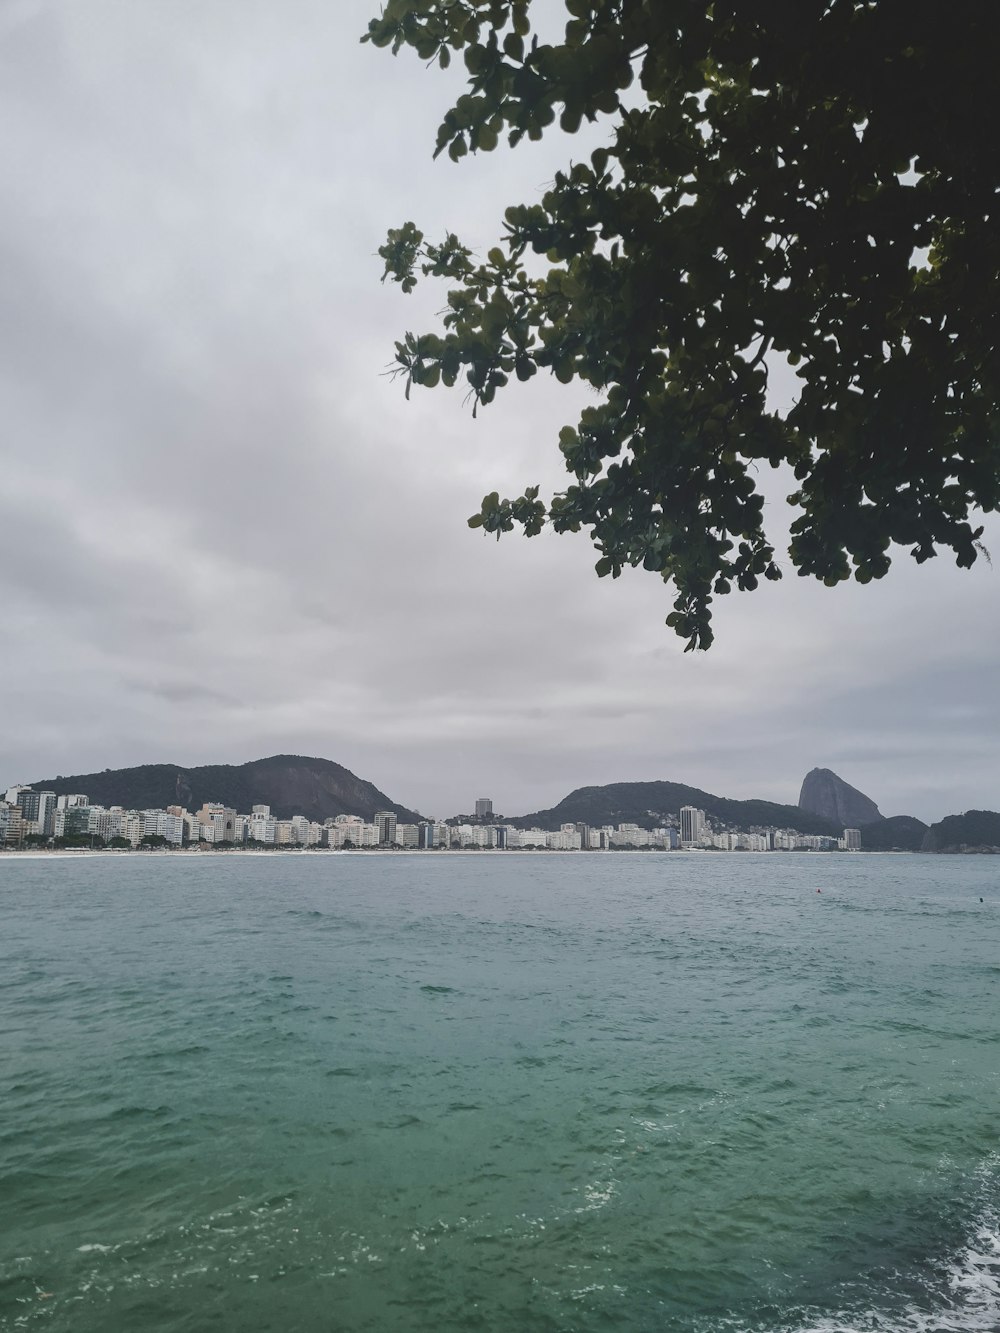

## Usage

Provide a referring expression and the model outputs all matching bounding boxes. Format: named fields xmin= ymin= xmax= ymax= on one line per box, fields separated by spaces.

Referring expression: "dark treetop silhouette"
xmin=366 ymin=0 xmax=1000 ymax=648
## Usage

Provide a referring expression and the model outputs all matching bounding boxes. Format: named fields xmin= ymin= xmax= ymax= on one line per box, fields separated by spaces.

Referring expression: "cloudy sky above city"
xmin=1 ymin=0 xmax=997 ymax=824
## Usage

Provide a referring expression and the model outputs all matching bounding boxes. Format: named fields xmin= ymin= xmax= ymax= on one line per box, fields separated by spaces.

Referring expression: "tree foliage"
xmin=365 ymin=0 xmax=1000 ymax=647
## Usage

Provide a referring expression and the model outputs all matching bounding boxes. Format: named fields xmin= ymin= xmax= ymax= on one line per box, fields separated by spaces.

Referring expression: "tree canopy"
xmin=364 ymin=0 xmax=1000 ymax=647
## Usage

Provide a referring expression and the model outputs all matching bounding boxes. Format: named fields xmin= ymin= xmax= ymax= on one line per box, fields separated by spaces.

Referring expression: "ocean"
xmin=1 ymin=851 xmax=998 ymax=1332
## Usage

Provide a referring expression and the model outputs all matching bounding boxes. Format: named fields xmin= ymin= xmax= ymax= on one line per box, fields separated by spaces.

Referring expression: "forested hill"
xmin=854 ymin=815 xmax=928 ymax=852
xmin=27 ymin=755 xmax=421 ymax=824
xmin=921 ymin=810 xmax=1000 ymax=853
xmin=510 ymin=781 xmax=843 ymax=836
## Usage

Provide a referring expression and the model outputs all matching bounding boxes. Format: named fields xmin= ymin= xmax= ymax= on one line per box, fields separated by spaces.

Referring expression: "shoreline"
xmin=0 ymin=846 xmax=921 ymax=861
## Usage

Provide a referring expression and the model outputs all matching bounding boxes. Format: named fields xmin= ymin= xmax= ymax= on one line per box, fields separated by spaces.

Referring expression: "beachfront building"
xmin=547 ymin=826 xmax=583 ymax=850
xmin=154 ymin=812 xmax=185 ymax=846
xmin=0 ymin=803 xmax=25 ymax=846
xmin=119 ymin=812 xmax=147 ymax=847
xmin=612 ymin=823 xmax=651 ymax=847
xmin=737 ymin=833 xmax=771 ymax=852
xmin=196 ymin=804 xmax=236 ymax=844
xmin=375 ymin=811 xmax=397 ymax=846
xmin=680 ymin=805 xmax=706 ymax=847
xmin=509 ymin=827 xmax=548 ymax=848
xmin=15 ymin=788 xmax=57 ymax=837
xmin=54 ymin=806 xmax=88 ymax=839
xmin=73 ymin=805 xmax=120 ymax=843
xmin=249 ymin=810 xmax=276 ymax=844
xmin=453 ymin=824 xmax=492 ymax=848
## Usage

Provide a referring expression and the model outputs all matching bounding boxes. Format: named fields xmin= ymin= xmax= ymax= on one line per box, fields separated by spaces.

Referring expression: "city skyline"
xmin=0 ymin=784 xmax=864 ymax=854
xmin=4 ymin=754 xmax=993 ymax=851
xmin=0 ymin=0 xmax=996 ymax=826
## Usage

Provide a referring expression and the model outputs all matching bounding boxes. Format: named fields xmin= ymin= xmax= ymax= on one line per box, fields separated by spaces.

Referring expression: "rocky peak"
xmin=798 ymin=768 xmax=883 ymax=827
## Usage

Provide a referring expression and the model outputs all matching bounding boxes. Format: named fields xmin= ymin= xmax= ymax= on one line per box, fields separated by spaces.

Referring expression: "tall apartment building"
xmin=680 ymin=805 xmax=706 ymax=845
xmin=15 ymin=790 xmax=41 ymax=823
xmin=16 ymin=789 xmax=56 ymax=836
xmin=375 ymin=811 xmax=397 ymax=845
xmin=475 ymin=797 xmax=493 ymax=821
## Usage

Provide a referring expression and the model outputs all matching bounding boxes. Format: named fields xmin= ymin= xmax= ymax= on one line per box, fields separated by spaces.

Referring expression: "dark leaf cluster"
xmin=365 ymin=0 xmax=1000 ymax=647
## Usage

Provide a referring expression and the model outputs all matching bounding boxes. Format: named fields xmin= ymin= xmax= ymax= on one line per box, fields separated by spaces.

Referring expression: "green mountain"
xmin=26 ymin=754 xmax=421 ymax=824
xmin=510 ymin=780 xmax=842 ymax=836
xmin=856 ymin=815 xmax=928 ymax=852
xmin=921 ymin=810 xmax=1000 ymax=853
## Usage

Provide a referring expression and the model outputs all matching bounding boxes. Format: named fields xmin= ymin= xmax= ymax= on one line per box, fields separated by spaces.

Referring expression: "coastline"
xmin=0 ymin=846 xmax=920 ymax=860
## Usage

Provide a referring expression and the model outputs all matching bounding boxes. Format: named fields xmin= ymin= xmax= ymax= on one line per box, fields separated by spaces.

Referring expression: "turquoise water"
xmin=1 ymin=851 xmax=998 ymax=1332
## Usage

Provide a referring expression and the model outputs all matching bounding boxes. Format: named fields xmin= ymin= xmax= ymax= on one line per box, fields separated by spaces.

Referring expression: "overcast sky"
xmin=1 ymin=0 xmax=997 ymax=824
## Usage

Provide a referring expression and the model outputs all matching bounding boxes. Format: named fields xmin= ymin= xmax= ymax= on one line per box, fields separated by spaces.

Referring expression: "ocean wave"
xmin=770 ymin=1200 xmax=1000 ymax=1333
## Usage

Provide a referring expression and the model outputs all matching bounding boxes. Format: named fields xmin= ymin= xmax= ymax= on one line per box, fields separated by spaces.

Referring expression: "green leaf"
xmin=503 ymin=32 xmax=523 ymax=61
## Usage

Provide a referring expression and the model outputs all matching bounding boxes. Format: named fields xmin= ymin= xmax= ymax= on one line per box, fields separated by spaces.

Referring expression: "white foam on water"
xmin=932 ymin=1212 xmax=1000 ymax=1331
xmin=568 ymin=1281 xmax=627 ymax=1301
xmin=574 ymin=1178 xmax=617 ymax=1214
xmin=775 ymin=1207 xmax=1000 ymax=1333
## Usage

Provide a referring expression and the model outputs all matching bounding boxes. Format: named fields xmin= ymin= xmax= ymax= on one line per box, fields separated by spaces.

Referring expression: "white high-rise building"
xmin=249 ymin=812 xmax=276 ymax=844
xmin=154 ymin=812 xmax=185 ymax=846
xmin=120 ymin=812 xmax=148 ymax=847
